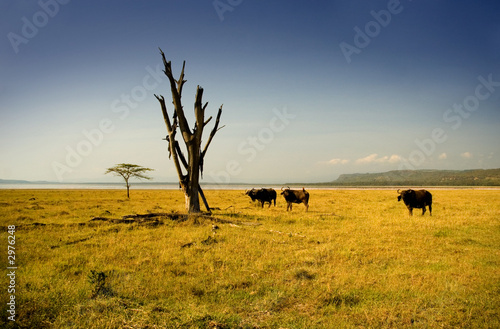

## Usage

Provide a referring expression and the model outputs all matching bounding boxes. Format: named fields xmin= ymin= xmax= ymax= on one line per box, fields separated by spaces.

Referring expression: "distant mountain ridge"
xmin=328 ymin=169 xmax=500 ymax=186
xmin=0 ymin=179 xmax=36 ymax=184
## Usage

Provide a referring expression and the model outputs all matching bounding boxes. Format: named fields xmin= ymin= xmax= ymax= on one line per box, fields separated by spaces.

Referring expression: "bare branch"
xmin=177 ymin=61 xmax=187 ymax=96
xmin=201 ymin=104 xmax=223 ymax=159
xmin=194 ymin=86 xmax=205 ymax=140
xmin=204 ymin=116 xmax=213 ymax=127
xmin=198 ymin=186 xmax=211 ymax=213
xmin=159 ymin=49 xmax=192 ymax=142
xmin=155 ymin=94 xmax=186 ymax=185
xmin=159 ymin=48 xmax=171 ymax=77
xmin=154 ymin=94 xmax=172 ymax=132
xmin=174 ymin=141 xmax=188 ymax=170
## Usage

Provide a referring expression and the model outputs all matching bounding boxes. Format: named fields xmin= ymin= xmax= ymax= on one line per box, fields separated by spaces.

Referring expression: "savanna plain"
xmin=0 ymin=188 xmax=499 ymax=328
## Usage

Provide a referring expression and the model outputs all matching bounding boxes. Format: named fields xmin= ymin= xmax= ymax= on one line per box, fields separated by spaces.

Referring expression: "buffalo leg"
xmin=428 ymin=204 xmax=432 ymax=216
xmin=422 ymin=207 xmax=426 ymax=215
xmin=408 ymin=207 xmax=413 ymax=216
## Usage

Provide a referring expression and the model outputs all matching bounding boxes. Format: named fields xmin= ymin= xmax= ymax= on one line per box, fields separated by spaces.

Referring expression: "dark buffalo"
xmin=397 ymin=189 xmax=432 ymax=216
xmin=245 ymin=188 xmax=277 ymax=208
xmin=281 ymin=187 xmax=309 ymax=211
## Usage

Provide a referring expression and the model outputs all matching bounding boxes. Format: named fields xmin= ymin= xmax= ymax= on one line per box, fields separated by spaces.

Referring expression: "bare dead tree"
xmin=154 ymin=49 xmax=223 ymax=213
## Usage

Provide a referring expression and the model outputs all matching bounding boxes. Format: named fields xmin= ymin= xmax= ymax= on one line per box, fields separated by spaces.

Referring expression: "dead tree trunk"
xmin=154 ymin=49 xmax=223 ymax=213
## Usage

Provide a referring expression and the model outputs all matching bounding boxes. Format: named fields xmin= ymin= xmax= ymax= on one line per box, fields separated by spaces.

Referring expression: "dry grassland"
xmin=0 ymin=188 xmax=499 ymax=328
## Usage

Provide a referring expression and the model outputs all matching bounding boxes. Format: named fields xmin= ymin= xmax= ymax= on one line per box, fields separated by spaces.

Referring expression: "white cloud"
xmin=327 ymin=158 xmax=350 ymax=165
xmin=387 ymin=154 xmax=402 ymax=163
xmin=438 ymin=153 xmax=447 ymax=160
xmin=355 ymin=153 xmax=401 ymax=164
xmin=355 ymin=154 xmax=378 ymax=164
xmin=461 ymin=152 xmax=472 ymax=159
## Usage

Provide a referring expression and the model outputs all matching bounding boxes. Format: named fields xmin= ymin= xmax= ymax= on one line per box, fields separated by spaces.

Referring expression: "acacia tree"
xmin=105 ymin=163 xmax=154 ymax=198
xmin=154 ymin=49 xmax=223 ymax=213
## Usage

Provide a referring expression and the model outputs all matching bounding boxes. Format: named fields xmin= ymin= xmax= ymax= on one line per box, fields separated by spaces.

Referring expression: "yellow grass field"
xmin=1 ymin=188 xmax=499 ymax=328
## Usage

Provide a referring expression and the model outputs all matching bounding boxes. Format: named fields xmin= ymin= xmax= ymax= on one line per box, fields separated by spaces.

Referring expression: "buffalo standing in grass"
xmin=245 ymin=188 xmax=277 ymax=208
xmin=397 ymin=189 xmax=432 ymax=216
xmin=281 ymin=187 xmax=309 ymax=212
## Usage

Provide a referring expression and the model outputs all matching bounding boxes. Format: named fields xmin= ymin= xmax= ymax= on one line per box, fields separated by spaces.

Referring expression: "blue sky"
xmin=1 ymin=0 xmax=499 ymax=184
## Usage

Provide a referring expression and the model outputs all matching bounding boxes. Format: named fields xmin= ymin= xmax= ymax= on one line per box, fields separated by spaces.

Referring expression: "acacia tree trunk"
xmin=154 ymin=49 xmax=223 ymax=213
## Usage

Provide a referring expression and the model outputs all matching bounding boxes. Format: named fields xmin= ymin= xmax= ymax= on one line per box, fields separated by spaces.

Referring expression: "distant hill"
xmin=0 ymin=179 xmax=32 ymax=184
xmin=0 ymin=179 xmax=50 ymax=184
xmin=325 ymin=169 xmax=500 ymax=186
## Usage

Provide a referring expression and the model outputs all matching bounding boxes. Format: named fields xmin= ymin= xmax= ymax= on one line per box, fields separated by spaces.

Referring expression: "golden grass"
xmin=0 ymin=188 xmax=499 ymax=328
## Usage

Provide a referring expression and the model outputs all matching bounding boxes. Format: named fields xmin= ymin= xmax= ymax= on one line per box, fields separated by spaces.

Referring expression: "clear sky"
xmin=1 ymin=0 xmax=499 ymax=184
